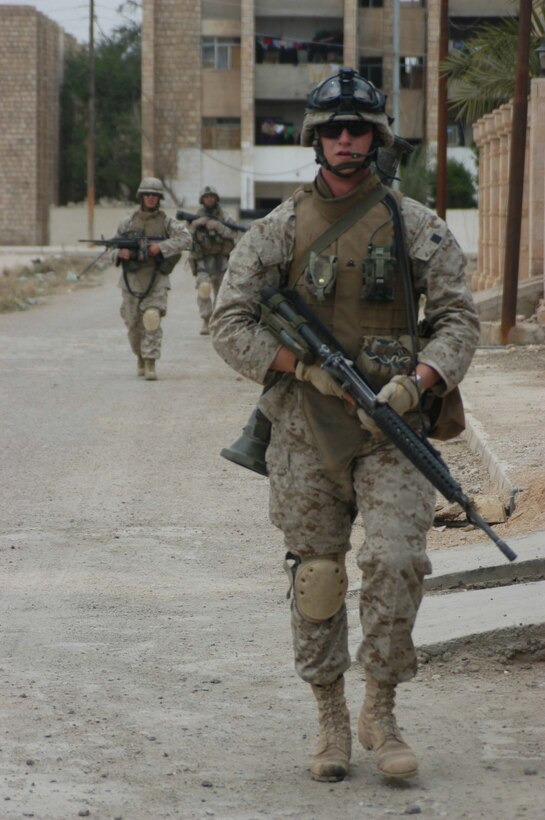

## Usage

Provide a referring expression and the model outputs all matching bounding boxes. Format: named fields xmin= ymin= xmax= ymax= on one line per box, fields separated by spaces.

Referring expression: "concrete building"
xmin=0 ymin=6 xmax=75 ymax=245
xmin=141 ymin=0 xmax=513 ymax=212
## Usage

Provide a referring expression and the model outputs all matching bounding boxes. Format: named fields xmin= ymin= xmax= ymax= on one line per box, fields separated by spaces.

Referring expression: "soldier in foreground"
xmin=114 ymin=177 xmax=192 ymax=380
xmin=210 ymin=68 xmax=479 ymax=782
xmin=189 ymin=186 xmax=239 ymax=335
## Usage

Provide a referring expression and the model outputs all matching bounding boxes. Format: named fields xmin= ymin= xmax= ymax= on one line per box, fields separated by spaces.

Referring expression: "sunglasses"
xmin=316 ymin=122 xmax=373 ymax=139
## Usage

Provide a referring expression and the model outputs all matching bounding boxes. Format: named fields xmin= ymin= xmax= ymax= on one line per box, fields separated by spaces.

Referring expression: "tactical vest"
xmin=127 ymin=208 xmax=179 ymax=275
xmin=286 ymin=174 xmax=419 ymax=470
xmin=288 ymin=174 xmax=415 ymax=361
xmin=191 ymin=205 xmax=235 ymax=259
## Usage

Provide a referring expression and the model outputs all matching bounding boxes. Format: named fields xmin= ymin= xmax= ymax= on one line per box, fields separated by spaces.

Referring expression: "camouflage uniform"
xmin=210 ymin=174 xmax=480 ymax=688
xmin=116 ymin=208 xmax=191 ymax=360
xmin=190 ymin=202 xmax=239 ymax=321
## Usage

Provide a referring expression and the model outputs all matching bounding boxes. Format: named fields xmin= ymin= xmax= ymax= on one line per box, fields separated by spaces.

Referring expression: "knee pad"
xmin=197 ymin=281 xmax=212 ymax=299
xmin=294 ymin=554 xmax=348 ymax=623
xmin=143 ymin=307 xmax=161 ymax=332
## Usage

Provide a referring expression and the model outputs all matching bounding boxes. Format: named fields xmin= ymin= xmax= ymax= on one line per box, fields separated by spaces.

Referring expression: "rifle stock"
xmin=260 ymin=285 xmax=517 ymax=563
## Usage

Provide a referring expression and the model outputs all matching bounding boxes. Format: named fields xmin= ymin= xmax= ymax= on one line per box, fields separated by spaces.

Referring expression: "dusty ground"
xmin=0 ymin=252 xmax=104 ymax=313
xmin=0 ymin=261 xmax=543 ymax=819
xmin=426 ymin=343 xmax=545 ymax=551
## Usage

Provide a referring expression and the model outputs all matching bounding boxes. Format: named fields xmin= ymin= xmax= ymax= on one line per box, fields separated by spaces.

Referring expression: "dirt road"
xmin=1 ymin=266 xmax=543 ymax=819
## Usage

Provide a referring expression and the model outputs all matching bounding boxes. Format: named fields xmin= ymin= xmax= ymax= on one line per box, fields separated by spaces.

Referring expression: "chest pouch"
xmin=361 ymin=244 xmax=397 ymax=302
xmin=356 ymin=336 xmax=414 ymax=392
xmin=305 ymin=250 xmax=337 ymax=301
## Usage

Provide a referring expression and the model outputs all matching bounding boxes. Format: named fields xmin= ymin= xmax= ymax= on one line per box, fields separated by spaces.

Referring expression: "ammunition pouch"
xmin=156 ymin=252 xmax=181 ymax=275
xmin=305 ymin=251 xmax=337 ymax=301
xmin=361 ymin=244 xmax=397 ymax=302
xmin=355 ymin=335 xmax=414 ymax=393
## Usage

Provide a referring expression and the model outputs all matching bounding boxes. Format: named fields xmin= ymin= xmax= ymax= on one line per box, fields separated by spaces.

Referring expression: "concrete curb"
xmin=461 ymin=393 xmax=521 ymax=512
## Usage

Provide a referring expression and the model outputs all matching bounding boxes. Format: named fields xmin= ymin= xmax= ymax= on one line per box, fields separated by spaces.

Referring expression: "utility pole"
xmin=87 ymin=0 xmax=95 ymax=240
xmin=501 ymin=0 xmax=532 ymax=343
xmin=436 ymin=0 xmax=449 ymax=219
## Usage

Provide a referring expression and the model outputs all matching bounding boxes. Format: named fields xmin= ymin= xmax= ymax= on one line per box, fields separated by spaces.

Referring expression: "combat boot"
xmin=143 ymin=359 xmax=157 ymax=381
xmin=200 ymin=316 xmax=210 ymax=335
xmin=137 ymin=355 xmax=145 ymax=377
xmin=358 ymin=674 xmax=417 ymax=779
xmin=310 ymin=676 xmax=351 ymax=782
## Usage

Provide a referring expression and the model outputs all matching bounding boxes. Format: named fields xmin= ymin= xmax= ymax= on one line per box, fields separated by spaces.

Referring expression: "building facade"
xmin=0 ymin=6 xmax=74 ymax=245
xmin=142 ymin=0 xmax=513 ymax=213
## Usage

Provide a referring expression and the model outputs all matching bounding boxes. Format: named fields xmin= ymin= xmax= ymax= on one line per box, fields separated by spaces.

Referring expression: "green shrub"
xmin=401 ymin=145 xmax=477 ymax=209
xmin=428 ymin=159 xmax=477 ymax=209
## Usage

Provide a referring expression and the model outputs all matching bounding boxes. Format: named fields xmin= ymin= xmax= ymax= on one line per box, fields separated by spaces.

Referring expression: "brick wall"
xmin=0 ymin=6 xmax=68 ymax=245
xmin=141 ymin=0 xmax=201 ymax=181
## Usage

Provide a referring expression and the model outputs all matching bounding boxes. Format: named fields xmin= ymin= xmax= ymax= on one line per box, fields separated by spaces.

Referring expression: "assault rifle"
xmin=260 ymin=286 xmax=517 ymax=563
xmin=79 ymin=234 xmax=166 ymax=258
xmin=77 ymin=233 xmax=167 ymax=279
xmin=176 ymin=209 xmax=248 ymax=232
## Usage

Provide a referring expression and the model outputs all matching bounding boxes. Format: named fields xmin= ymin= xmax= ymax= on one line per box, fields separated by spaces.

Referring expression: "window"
xmin=359 ymin=57 xmax=383 ymax=88
xmin=256 ymin=117 xmax=300 ymax=146
xmin=359 ymin=0 xmax=384 ymax=8
xmin=202 ymin=118 xmax=241 ymax=149
xmin=202 ymin=37 xmax=241 ymax=70
xmin=400 ymin=56 xmax=424 ymax=89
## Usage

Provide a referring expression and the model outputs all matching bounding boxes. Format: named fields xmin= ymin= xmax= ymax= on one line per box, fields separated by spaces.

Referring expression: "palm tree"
xmin=444 ymin=3 xmax=545 ymax=124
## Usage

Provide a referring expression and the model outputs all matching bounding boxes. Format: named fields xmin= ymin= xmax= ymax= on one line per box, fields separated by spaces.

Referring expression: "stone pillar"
xmin=488 ymin=111 xmax=502 ymax=290
xmin=382 ymin=0 xmax=393 ymax=105
xmin=497 ymin=105 xmax=511 ymax=290
xmin=425 ymin=0 xmax=440 ymax=146
xmin=520 ymin=109 xmax=530 ymax=284
xmin=141 ymin=0 xmax=156 ymax=176
xmin=528 ymin=78 xmax=545 ymax=280
xmin=343 ymin=0 xmax=359 ymax=70
xmin=240 ymin=0 xmax=255 ymax=210
xmin=473 ymin=114 xmax=493 ymax=288
xmin=0 ymin=6 xmax=64 ymax=245
xmin=141 ymin=0 xmax=201 ymax=191
xmin=473 ymin=119 xmax=485 ymax=290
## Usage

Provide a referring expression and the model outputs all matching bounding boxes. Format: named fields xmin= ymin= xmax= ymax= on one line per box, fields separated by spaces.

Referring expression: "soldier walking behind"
xmin=189 ymin=186 xmax=239 ymax=335
xmin=210 ymin=69 xmax=479 ymax=782
xmin=114 ymin=177 xmax=192 ymax=380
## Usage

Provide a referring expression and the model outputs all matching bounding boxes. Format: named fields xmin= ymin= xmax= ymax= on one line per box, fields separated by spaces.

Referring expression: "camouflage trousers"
xmin=119 ymin=281 xmax=169 ymax=360
xmin=195 ymin=255 xmax=228 ymax=319
xmin=266 ymin=395 xmax=435 ymax=687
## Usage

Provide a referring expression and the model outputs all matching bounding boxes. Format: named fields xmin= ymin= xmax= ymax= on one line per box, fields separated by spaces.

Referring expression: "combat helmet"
xmin=137 ymin=177 xmax=165 ymax=198
xmin=199 ymin=185 xmax=220 ymax=204
xmin=301 ymin=68 xmax=394 ymax=176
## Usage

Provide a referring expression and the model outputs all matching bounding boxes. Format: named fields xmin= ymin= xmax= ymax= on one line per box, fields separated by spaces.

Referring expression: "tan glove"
xmin=358 ymin=374 xmax=420 ymax=435
xmin=206 ymin=219 xmax=224 ymax=233
xmin=190 ymin=217 xmax=209 ymax=233
xmin=295 ymin=361 xmax=345 ymax=399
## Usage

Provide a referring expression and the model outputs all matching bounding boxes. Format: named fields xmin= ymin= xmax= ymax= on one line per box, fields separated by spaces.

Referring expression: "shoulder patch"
xmin=411 ymin=220 xmax=448 ymax=262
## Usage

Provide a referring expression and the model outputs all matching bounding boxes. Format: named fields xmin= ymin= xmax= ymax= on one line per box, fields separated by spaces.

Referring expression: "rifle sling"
xmin=298 ymin=182 xmax=389 ymax=273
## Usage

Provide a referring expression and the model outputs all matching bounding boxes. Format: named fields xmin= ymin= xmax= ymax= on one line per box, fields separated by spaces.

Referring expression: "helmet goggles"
xmin=307 ymin=68 xmax=386 ymax=115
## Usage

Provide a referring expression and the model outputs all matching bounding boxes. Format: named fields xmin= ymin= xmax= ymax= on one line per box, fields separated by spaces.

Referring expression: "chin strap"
xmin=313 ymin=140 xmax=379 ymax=178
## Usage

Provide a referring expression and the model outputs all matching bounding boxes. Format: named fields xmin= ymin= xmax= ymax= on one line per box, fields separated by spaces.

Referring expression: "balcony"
xmin=255 ymin=63 xmax=342 ymax=101
xmin=253 ymin=145 xmax=316 ymax=184
xmin=255 ymin=0 xmax=343 ymax=16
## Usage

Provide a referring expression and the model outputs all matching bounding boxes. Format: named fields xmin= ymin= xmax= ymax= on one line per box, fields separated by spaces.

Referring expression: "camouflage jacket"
xmin=210 ymin=173 xmax=480 ymax=396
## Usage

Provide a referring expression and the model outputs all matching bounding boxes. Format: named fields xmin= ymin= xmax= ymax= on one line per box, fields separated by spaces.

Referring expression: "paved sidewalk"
xmin=347 ymin=529 xmax=545 ymax=651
